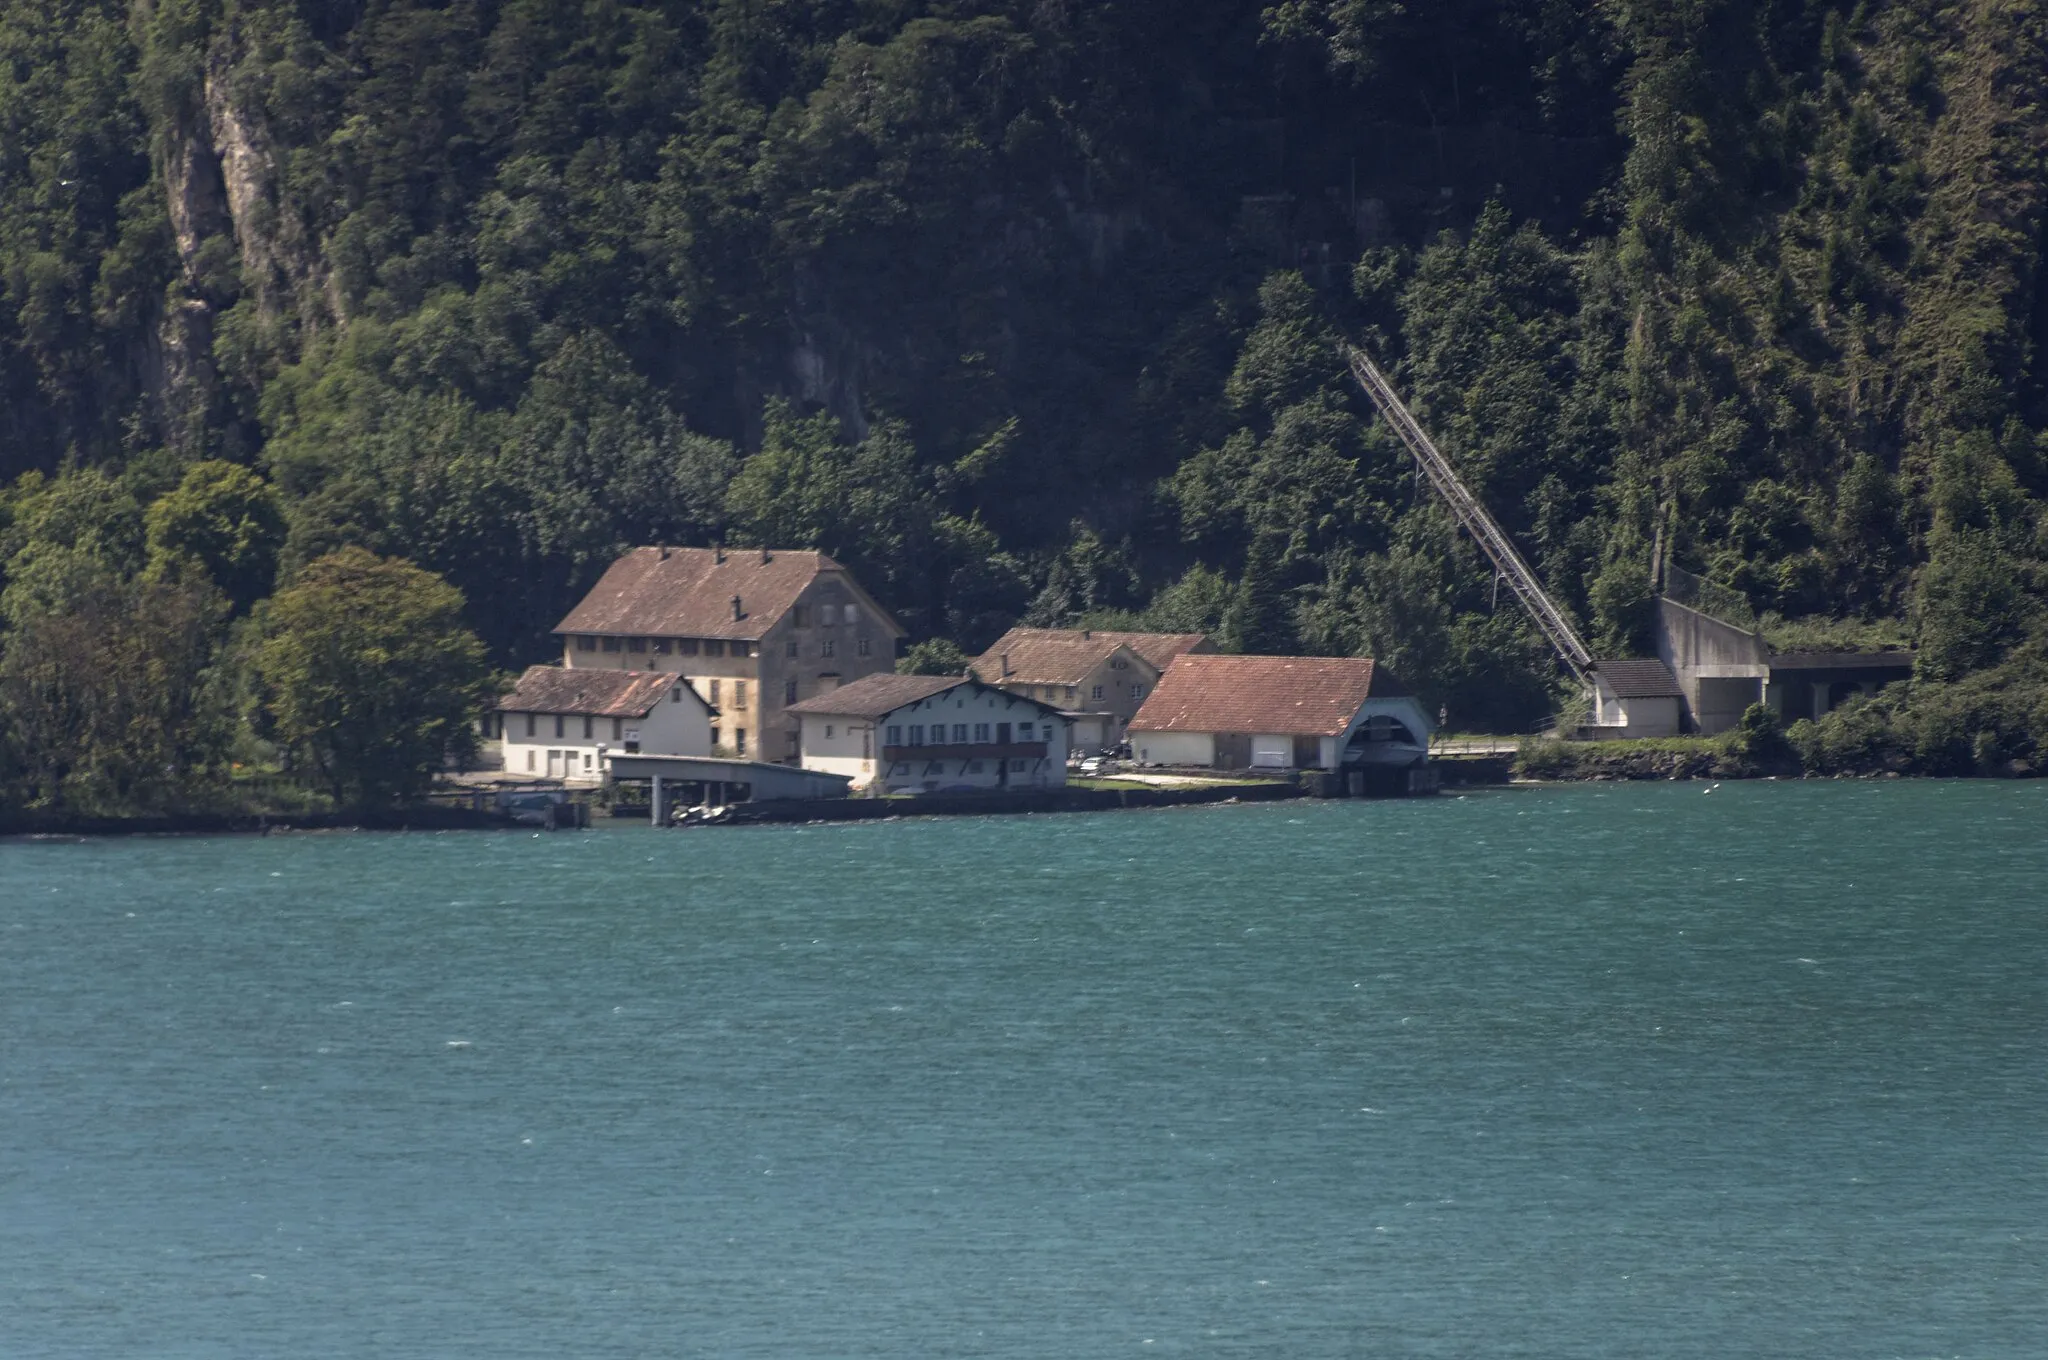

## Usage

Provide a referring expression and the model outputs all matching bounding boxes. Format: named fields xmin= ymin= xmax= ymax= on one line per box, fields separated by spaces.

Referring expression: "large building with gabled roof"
xmin=969 ymin=626 xmax=1213 ymax=750
xmin=550 ymin=546 xmax=906 ymax=763
xmin=1129 ymin=653 xmax=1431 ymax=772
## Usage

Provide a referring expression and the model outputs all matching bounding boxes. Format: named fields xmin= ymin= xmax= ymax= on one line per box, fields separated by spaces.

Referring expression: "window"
xmin=1092 ymin=685 xmax=1104 ymax=700
xmin=792 ymin=605 xmax=810 ymax=628
xmin=627 ymin=637 xmax=647 ymax=653
xmin=887 ymin=725 xmax=903 ymax=745
xmin=732 ymin=641 xmax=753 ymax=658
xmin=672 ymin=686 xmax=684 ymax=703
xmin=784 ymin=678 xmax=798 ymax=704
xmin=554 ymin=714 xmax=565 ymax=739
xmin=679 ymin=638 xmax=700 ymax=656
xmin=526 ymin=750 xmax=535 ymax=771
xmin=909 ymin=725 xmax=925 ymax=745
xmin=857 ymin=637 xmax=871 ymax=657
xmin=819 ymin=604 xmax=837 ymax=625
xmin=974 ymin=722 xmax=991 ymax=742
xmin=735 ymin=728 xmax=747 ymax=756
xmin=576 ymin=636 xmax=596 ymax=652
xmin=825 ymin=724 xmax=835 ymax=739
xmin=786 ymin=639 xmax=799 ymax=657
xmin=653 ymin=638 xmax=672 ymax=654
xmin=1111 ymin=658 xmax=1128 ymax=669
xmin=525 ymin=713 xmax=536 ymax=737
xmin=613 ymin=718 xmax=623 ymax=741
xmin=584 ymin=752 xmax=593 ymax=770
xmin=583 ymin=716 xmax=594 ymax=740
xmin=1132 ymin=685 xmax=1145 ymax=701
xmin=821 ymin=639 xmax=836 ymax=658
xmin=845 ymin=604 xmax=860 ymax=626
xmin=704 ymin=640 xmax=725 ymax=657
xmin=709 ymin=679 xmax=721 ymax=704
xmin=734 ymin=681 xmax=747 ymax=708
xmin=1010 ymin=759 xmax=1027 ymax=772
xmin=952 ymin=724 xmax=968 ymax=742
xmin=967 ymin=760 xmax=984 ymax=774
xmin=711 ymin=726 xmax=720 ymax=749
xmin=602 ymin=636 xmax=621 ymax=652
xmin=1065 ymin=686 xmax=1076 ymax=701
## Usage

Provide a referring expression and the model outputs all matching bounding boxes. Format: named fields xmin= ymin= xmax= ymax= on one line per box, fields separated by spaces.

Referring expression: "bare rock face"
xmin=203 ymin=55 xmax=334 ymax=333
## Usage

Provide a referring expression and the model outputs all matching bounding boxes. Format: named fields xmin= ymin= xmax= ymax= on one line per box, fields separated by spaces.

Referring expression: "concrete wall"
xmin=1654 ymin=598 xmax=1770 ymax=735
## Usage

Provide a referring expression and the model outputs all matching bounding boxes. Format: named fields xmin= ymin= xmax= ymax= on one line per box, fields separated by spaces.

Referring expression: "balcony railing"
xmin=883 ymin=742 xmax=1048 ymax=762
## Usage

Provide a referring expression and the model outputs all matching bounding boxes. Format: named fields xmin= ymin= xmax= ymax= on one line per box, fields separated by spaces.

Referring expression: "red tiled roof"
xmin=498 ymin=665 xmax=701 ymax=718
xmin=1128 ymin=654 xmax=1404 ymax=736
xmin=552 ymin=546 xmax=904 ymax=640
xmin=969 ymin=628 xmax=1207 ymax=685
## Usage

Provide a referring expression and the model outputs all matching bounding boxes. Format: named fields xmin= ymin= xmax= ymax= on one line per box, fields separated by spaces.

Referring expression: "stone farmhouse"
xmin=499 ymin=666 xmax=714 ymax=782
xmin=1129 ymin=654 xmax=1432 ymax=774
xmin=970 ymin=627 xmax=1212 ymax=751
xmin=786 ymin=673 xmax=1070 ymax=795
xmin=551 ymin=546 xmax=905 ymax=762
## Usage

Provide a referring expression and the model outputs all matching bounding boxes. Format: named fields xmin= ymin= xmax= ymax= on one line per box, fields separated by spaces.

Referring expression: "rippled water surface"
xmin=4 ymin=781 xmax=2047 ymax=1357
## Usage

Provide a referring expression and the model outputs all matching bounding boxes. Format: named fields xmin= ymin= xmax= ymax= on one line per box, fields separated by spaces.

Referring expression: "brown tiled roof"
xmin=552 ymin=546 xmax=904 ymax=640
xmin=1128 ymin=654 xmax=1404 ymax=736
xmin=498 ymin=665 xmax=702 ymax=718
xmin=1591 ymin=658 xmax=1684 ymax=699
xmin=785 ymin=672 xmax=1069 ymax=721
xmin=969 ymin=627 xmax=1205 ymax=685
xmin=783 ymin=673 xmax=967 ymax=719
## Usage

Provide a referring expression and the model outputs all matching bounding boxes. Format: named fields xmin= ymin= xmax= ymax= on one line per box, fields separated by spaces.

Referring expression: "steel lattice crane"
xmin=1343 ymin=344 xmax=1595 ymax=687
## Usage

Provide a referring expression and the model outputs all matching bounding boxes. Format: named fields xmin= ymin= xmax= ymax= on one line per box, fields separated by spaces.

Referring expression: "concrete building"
xmin=969 ymin=627 xmax=1212 ymax=751
xmin=500 ymin=666 xmax=714 ymax=783
xmin=1128 ymin=654 xmax=1431 ymax=772
xmin=1654 ymin=597 xmax=1914 ymax=734
xmin=785 ymin=672 xmax=1070 ymax=795
xmin=553 ymin=546 xmax=906 ymax=762
xmin=1584 ymin=659 xmax=1685 ymax=739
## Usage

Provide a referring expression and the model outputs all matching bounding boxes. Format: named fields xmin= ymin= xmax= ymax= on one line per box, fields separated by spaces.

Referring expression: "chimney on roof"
xmin=715 ymin=543 xmax=725 ymax=564
xmin=1083 ymin=629 xmax=1091 ymax=640
xmin=658 ymin=544 xmax=670 ymax=560
xmin=731 ymin=595 xmax=744 ymax=621
xmin=1000 ymin=653 xmax=1011 ymax=677
xmin=760 ymin=545 xmax=771 ymax=564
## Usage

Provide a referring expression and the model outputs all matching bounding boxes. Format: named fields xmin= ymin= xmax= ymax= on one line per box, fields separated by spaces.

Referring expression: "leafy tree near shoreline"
xmin=250 ymin=548 xmax=494 ymax=808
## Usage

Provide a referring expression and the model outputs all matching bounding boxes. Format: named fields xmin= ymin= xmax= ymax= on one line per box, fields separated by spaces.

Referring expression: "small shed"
xmin=1127 ymin=654 xmax=1431 ymax=771
xmin=1585 ymin=659 xmax=1685 ymax=739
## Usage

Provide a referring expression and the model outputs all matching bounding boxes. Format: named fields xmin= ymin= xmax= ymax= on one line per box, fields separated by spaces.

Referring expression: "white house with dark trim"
xmin=499 ymin=665 xmax=714 ymax=783
xmin=785 ymin=673 xmax=1070 ymax=794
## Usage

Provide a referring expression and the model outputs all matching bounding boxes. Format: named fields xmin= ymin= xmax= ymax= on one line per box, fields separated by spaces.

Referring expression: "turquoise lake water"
xmin=3 ymin=781 xmax=2046 ymax=1357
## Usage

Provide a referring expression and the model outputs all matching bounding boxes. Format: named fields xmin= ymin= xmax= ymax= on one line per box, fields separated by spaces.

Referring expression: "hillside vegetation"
xmin=3 ymin=0 xmax=2048 ymax=808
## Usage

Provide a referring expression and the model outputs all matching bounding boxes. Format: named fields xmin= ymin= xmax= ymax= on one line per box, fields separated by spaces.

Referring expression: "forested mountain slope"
xmin=3 ymin=0 xmax=2046 ymax=755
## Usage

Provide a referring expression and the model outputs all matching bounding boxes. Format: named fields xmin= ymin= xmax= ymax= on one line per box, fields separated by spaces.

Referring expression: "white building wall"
xmin=1132 ymin=732 xmax=1214 ymax=767
xmin=502 ymin=682 xmax=713 ymax=782
xmin=800 ymin=685 xmax=1069 ymax=793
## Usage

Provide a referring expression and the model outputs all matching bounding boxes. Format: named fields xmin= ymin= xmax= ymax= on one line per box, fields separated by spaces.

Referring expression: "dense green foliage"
xmin=5 ymin=0 xmax=2048 ymax=809
xmin=250 ymin=547 xmax=493 ymax=807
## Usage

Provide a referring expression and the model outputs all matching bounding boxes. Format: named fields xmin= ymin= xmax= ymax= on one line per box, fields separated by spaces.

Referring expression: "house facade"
xmin=552 ymin=546 xmax=906 ymax=761
xmin=1129 ymin=654 xmax=1432 ymax=772
xmin=1583 ymin=659 xmax=1685 ymax=739
xmin=786 ymin=673 xmax=1070 ymax=794
xmin=499 ymin=666 xmax=715 ymax=783
xmin=969 ymin=628 xmax=1212 ymax=750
